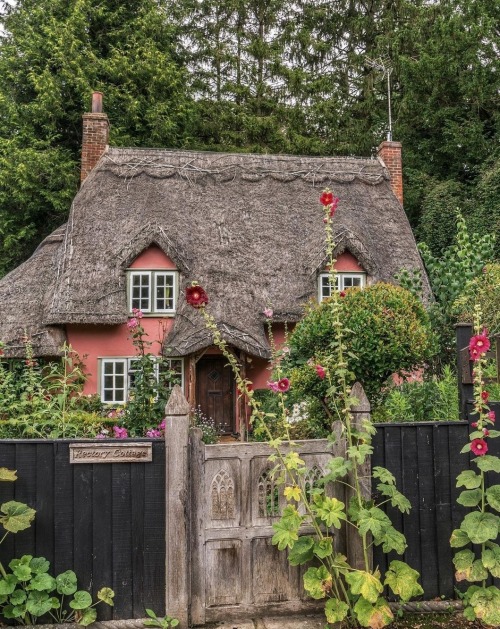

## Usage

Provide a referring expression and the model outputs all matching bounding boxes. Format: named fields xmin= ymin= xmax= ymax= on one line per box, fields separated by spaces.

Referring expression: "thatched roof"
xmin=0 ymin=225 xmax=67 ymax=357
xmin=0 ymin=148 xmax=431 ymax=358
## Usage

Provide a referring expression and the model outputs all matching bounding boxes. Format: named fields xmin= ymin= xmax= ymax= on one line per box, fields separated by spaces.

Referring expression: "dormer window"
xmin=128 ymin=270 xmax=178 ymax=314
xmin=319 ymin=272 xmax=366 ymax=301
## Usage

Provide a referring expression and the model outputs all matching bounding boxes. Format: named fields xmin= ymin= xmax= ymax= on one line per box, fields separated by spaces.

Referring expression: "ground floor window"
xmin=100 ymin=356 xmax=183 ymax=404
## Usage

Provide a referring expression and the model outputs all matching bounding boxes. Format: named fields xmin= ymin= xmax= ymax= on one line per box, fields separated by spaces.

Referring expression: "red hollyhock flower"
xmin=339 ymin=291 xmax=346 ymax=298
xmin=471 ymin=422 xmax=478 ymax=428
xmin=481 ymin=391 xmax=489 ymax=402
xmin=488 ymin=411 xmax=496 ymax=422
xmin=469 ymin=330 xmax=490 ymax=360
xmin=470 ymin=438 xmax=488 ymax=456
xmin=329 ymin=197 xmax=340 ymax=218
xmin=483 ymin=429 xmax=490 ymax=436
xmin=320 ymin=191 xmax=334 ymax=206
xmin=186 ymin=285 xmax=209 ymax=308
xmin=277 ymin=378 xmax=290 ymax=392
xmin=315 ymin=365 xmax=326 ymax=379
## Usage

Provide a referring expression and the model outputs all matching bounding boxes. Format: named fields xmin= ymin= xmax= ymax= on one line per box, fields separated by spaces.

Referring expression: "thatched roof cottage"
xmin=0 ymin=93 xmax=430 ymax=434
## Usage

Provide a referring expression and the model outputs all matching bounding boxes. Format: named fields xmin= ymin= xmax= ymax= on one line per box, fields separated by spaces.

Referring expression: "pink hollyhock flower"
xmin=488 ymin=411 xmax=496 ymax=422
xmin=277 ymin=378 xmax=290 ymax=392
xmin=132 ymin=308 xmax=144 ymax=319
xmin=320 ymin=191 xmax=334 ymax=206
xmin=329 ymin=197 xmax=340 ymax=218
xmin=470 ymin=438 xmax=488 ymax=456
xmin=481 ymin=391 xmax=489 ymax=402
xmin=263 ymin=308 xmax=273 ymax=318
xmin=267 ymin=381 xmax=280 ymax=392
xmin=315 ymin=365 xmax=326 ymax=379
xmin=483 ymin=429 xmax=489 ymax=436
xmin=127 ymin=318 xmax=138 ymax=329
xmin=113 ymin=426 xmax=128 ymax=439
xmin=471 ymin=422 xmax=478 ymax=428
xmin=469 ymin=330 xmax=490 ymax=360
xmin=186 ymin=284 xmax=209 ymax=308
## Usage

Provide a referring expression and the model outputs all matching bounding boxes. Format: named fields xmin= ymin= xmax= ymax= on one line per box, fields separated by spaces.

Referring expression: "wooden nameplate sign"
xmin=69 ymin=442 xmax=152 ymax=464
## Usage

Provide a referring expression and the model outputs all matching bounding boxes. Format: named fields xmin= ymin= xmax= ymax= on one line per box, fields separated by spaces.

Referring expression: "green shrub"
xmin=454 ymin=263 xmax=500 ymax=335
xmin=286 ymin=283 xmax=434 ymax=412
xmin=372 ymin=366 xmax=459 ymax=423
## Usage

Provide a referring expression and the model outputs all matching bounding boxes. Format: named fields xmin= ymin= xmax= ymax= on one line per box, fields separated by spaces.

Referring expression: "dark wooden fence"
xmin=0 ymin=439 xmax=166 ymax=620
xmin=1 ymin=421 xmax=499 ymax=623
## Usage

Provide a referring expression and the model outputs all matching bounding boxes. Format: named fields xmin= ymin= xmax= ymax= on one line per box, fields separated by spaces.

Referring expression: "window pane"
xmin=101 ymin=360 xmax=127 ymax=404
xmin=131 ymin=273 xmax=150 ymax=311
xmin=155 ymin=273 xmax=175 ymax=311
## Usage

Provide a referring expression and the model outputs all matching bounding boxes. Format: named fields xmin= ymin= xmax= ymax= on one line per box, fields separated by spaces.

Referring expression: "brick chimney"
xmin=377 ymin=141 xmax=403 ymax=205
xmin=81 ymin=91 xmax=109 ymax=183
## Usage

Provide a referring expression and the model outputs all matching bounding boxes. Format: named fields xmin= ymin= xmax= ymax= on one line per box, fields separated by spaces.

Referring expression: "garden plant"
xmin=451 ymin=307 xmax=500 ymax=626
xmin=186 ymin=190 xmax=424 ymax=628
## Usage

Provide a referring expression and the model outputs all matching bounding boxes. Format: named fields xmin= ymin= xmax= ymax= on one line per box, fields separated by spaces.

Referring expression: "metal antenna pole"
xmin=366 ymin=56 xmax=393 ymax=142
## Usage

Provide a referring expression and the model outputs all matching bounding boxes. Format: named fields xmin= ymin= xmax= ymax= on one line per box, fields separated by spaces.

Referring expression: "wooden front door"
xmin=196 ymin=357 xmax=235 ymax=434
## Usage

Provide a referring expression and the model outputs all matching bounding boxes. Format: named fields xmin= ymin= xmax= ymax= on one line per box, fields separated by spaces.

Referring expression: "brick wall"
xmin=81 ymin=112 xmax=109 ymax=182
xmin=377 ymin=140 xmax=403 ymax=205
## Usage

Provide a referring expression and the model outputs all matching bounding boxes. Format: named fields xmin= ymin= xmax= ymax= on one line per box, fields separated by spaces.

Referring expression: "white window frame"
xmin=101 ymin=358 xmax=128 ymax=404
xmin=318 ymin=272 xmax=366 ymax=302
xmin=100 ymin=356 xmax=184 ymax=404
xmin=128 ymin=270 xmax=178 ymax=315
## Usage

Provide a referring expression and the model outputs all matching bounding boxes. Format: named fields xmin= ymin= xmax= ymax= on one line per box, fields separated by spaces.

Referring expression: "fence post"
xmin=347 ymin=382 xmax=372 ymax=571
xmin=456 ymin=323 xmax=474 ymax=420
xmin=164 ymin=385 xmax=191 ymax=627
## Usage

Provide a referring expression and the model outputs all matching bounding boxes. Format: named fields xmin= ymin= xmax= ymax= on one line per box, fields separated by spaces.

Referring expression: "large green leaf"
xmin=460 ymin=512 xmax=499 ymax=544
xmin=372 ymin=467 xmax=395 ymax=485
xmin=482 ymin=543 xmax=500 ymax=578
xmin=325 ymin=597 xmax=349 ymax=623
xmin=450 ymin=528 xmax=470 ymax=548
xmin=97 ymin=587 xmax=114 ymax=606
xmin=288 ymin=536 xmax=314 ymax=566
xmin=376 ymin=484 xmax=411 ymax=514
xmin=345 ymin=570 xmax=383 ymax=604
xmin=357 ymin=507 xmax=391 ymax=539
xmin=0 ymin=501 xmax=36 ymax=533
xmin=314 ymin=537 xmax=333 ymax=559
xmin=79 ymin=607 xmax=98 ymax=626
xmin=312 ymin=494 xmax=346 ymax=528
xmin=384 ymin=561 xmax=423 ymax=602
xmin=475 ymin=455 xmax=500 ymax=473
xmin=303 ymin=566 xmax=332 ymax=600
xmin=0 ymin=575 xmax=19 ymax=595
xmin=272 ymin=518 xmax=300 ymax=551
xmin=378 ymin=527 xmax=407 ymax=555
xmin=324 ymin=457 xmax=352 ymax=481
xmin=457 ymin=489 xmax=482 ymax=507
xmin=69 ymin=590 xmax=93 ymax=610
xmin=9 ymin=589 xmax=27 ymax=605
xmin=456 ymin=470 xmax=482 ymax=489
xmin=453 ymin=549 xmax=475 ymax=581
xmin=0 ymin=468 xmax=17 ymax=482
xmin=469 ymin=586 xmax=500 ymax=626
xmin=28 ymin=572 xmax=56 ymax=592
xmin=56 ymin=570 xmax=78 ymax=595
xmin=354 ymin=596 xmax=393 ymax=629
xmin=30 ymin=557 xmax=50 ymax=574
xmin=9 ymin=556 xmax=33 ymax=581
xmin=486 ymin=485 xmax=500 ymax=512
xmin=26 ymin=590 xmax=55 ymax=617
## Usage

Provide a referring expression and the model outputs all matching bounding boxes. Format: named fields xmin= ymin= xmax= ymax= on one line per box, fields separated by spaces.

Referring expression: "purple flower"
xmin=113 ymin=426 xmax=128 ymax=439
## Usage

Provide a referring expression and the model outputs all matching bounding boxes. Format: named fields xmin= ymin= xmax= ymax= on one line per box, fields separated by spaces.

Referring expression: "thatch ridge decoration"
xmin=102 ymin=149 xmax=388 ymax=187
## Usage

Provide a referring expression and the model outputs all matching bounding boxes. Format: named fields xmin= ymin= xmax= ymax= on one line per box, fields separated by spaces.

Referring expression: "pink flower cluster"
xmin=113 ymin=426 xmax=128 ymax=439
xmin=315 ymin=364 xmax=326 ymax=379
xmin=263 ymin=308 xmax=273 ymax=318
xmin=320 ymin=190 xmax=340 ymax=221
xmin=267 ymin=378 xmax=290 ymax=393
xmin=127 ymin=308 xmax=144 ymax=329
xmin=146 ymin=419 xmax=166 ymax=439
xmin=469 ymin=329 xmax=490 ymax=361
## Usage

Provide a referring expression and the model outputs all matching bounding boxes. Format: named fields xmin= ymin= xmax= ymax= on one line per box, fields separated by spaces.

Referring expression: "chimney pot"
xmin=91 ymin=91 xmax=103 ymax=114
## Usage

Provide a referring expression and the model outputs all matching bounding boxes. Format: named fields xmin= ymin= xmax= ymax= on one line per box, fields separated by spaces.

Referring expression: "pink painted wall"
xmin=334 ymin=252 xmax=364 ymax=272
xmin=246 ymin=323 xmax=292 ymax=389
xmin=67 ymin=245 xmax=177 ymax=396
